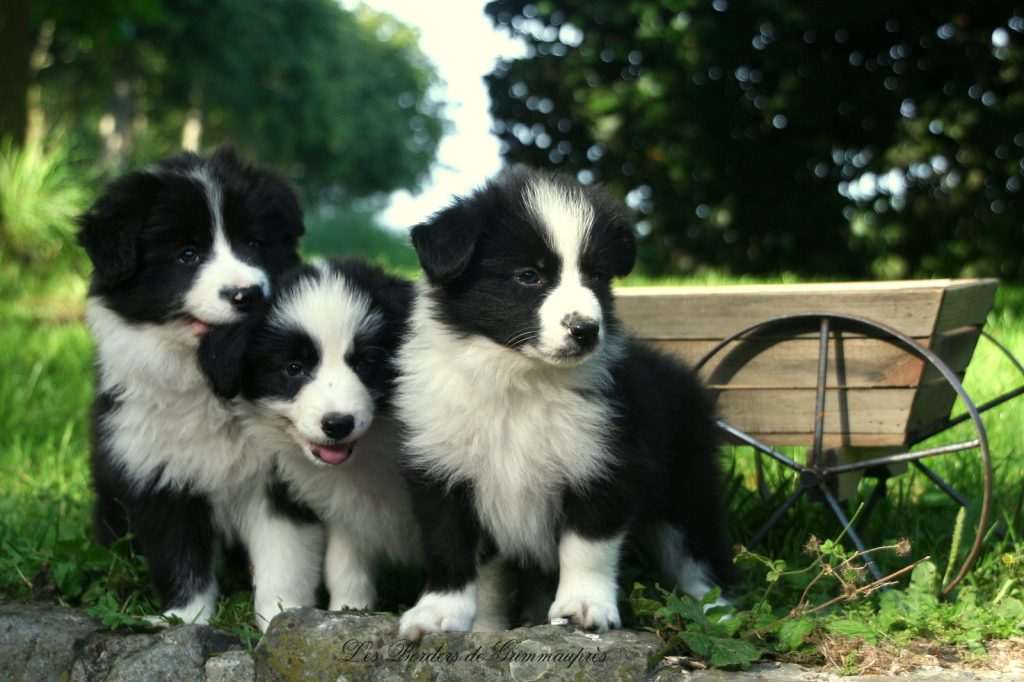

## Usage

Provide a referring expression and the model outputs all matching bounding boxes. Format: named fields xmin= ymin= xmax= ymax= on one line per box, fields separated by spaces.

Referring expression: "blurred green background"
xmin=3 ymin=1 xmax=1024 ymax=286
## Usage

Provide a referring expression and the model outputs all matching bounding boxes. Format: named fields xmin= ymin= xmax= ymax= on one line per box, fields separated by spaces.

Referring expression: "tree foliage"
xmin=30 ymin=0 xmax=446 ymax=200
xmin=485 ymin=1 xmax=1024 ymax=279
xmin=0 ymin=0 xmax=33 ymax=146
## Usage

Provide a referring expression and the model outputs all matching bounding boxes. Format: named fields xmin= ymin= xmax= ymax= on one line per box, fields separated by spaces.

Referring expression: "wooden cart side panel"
xmin=614 ymin=279 xmax=998 ymax=450
xmin=647 ymin=337 xmax=927 ymax=389
xmin=930 ymin=279 xmax=998 ymax=335
xmin=615 ymin=284 xmax=948 ymax=339
xmin=714 ymin=387 xmax=913 ymax=440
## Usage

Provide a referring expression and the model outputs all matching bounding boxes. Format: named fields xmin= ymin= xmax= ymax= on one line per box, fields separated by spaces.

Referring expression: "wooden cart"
xmin=616 ymin=279 xmax=1023 ymax=594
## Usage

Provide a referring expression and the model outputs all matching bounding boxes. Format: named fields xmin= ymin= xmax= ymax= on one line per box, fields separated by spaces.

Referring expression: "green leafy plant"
xmin=629 ymin=525 xmax=932 ymax=670
xmin=630 ymin=584 xmax=762 ymax=669
xmin=0 ymin=134 xmax=91 ymax=266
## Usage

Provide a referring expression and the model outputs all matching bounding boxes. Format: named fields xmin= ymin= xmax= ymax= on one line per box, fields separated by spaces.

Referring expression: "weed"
xmin=0 ymin=133 xmax=92 ymax=269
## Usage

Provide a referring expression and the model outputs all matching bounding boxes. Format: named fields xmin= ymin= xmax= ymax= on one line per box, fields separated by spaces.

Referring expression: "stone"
xmin=70 ymin=623 xmax=244 ymax=681
xmin=254 ymin=607 xmax=663 ymax=681
xmin=2 ymin=603 xmax=1019 ymax=681
xmin=206 ymin=649 xmax=257 ymax=682
xmin=0 ymin=602 xmax=104 ymax=682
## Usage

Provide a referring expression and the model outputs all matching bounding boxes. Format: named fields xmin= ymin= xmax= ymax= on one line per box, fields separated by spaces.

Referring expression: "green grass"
xmin=1 ymin=226 xmax=1022 ymax=659
xmin=303 ymin=205 xmax=420 ymax=276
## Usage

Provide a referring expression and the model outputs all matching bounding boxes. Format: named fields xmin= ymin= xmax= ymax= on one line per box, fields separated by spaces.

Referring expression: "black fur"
xmin=82 ymin=147 xmax=306 ymax=617
xmin=412 ymin=166 xmax=636 ymax=353
xmin=196 ymin=258 xmax=419 ymax=612
xmin=78 ymin=146 xmax=303 ymax=324
xmin=199 ymin=257 xmax=413 ymax=408
xmin=401 ymin=167 xmax=733 ymax=627
xmin=266 ymin=465 xmax=321 ymax=525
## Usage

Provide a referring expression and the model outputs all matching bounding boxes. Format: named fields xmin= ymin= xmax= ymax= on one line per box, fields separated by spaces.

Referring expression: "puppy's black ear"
xmin=78 ymin=171 xmax=161 ymax=286
xmin=410 ymin=202 xmax=482 ymax=284
xmin=198 ymin=320 xmax=255 ymax=399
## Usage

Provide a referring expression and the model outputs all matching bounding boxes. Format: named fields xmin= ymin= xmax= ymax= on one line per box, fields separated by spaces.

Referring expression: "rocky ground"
xmin=0 ymin=602 xmax=1020 ymax=681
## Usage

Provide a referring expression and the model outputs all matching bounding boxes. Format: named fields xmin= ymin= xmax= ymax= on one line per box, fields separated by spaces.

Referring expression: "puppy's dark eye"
xmin=284 ymin=362 xmax=305 ymax=378
xmin=247 ymin=239 xmax=262 ymax=249
xmin=179 ymin=247 xmax=199 ymax=264
xmin=515 ymin=269 xmax=541 ymax=285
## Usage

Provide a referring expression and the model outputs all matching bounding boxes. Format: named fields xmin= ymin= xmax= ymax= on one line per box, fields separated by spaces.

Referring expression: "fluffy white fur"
xmin=87 ymin=174 xmax=316 ymax=629
xmin=89 ymin=302 xmax=325 ymax=630
xmin=395 ymin=182 xmax=634 ymax=639
xmin=259 ymin=268 xmax=380 ymax=453
xmin=399 ymin=585 xmax=478 ymax=641
xmin=230 ymin=269 xmax=420 ymax=611
xmin=547 ymin=531 xmax=624 ymax=631
xmin=163 ymin=581 xmax=219 ymax=625
xmin=524 ymin=179 xmax=605 ymax=361
xmin=397 ymin=285 xmax=624 ymax=570
xmin=397 ymin=172 xmax=731 ymax=639
xmin=183 ymin=168 xmax=270 ymax=330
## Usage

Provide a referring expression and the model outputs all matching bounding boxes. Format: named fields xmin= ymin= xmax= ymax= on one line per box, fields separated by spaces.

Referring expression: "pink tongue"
xmin=189 ymin=319 xmax=210 ymax=335
xmin=314 ymin=443 xmax=351 ymax=465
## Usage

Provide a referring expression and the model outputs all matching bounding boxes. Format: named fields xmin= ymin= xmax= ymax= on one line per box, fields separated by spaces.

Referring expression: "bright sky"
xmin=343 ymin=0 xmax=525 ymax=230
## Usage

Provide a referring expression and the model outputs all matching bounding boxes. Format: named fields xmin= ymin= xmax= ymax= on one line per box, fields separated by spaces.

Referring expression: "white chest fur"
xmin=256 ymin=413 xmax=421 ymax=565
xmin=396 ymin=294 xmax=619 ymax=569
xmin=87 ymin=300 xmax=270 ymax=503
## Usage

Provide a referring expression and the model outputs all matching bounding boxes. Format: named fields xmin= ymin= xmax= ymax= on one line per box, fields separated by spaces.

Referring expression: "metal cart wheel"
xmin=694 ymin=313 xmax=994 ymax=596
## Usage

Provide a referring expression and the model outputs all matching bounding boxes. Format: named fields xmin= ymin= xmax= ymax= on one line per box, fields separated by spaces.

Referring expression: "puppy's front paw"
xmin=328 ymin=592 xmax=374 ymax=612
xmin=398 ymin=589 xmax=476 ymax=640
xmin=548 ymin=593 xmax=621 ymax=632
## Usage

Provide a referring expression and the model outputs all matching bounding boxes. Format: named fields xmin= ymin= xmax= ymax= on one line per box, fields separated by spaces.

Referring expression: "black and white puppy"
xmin=395 ymin=167 xmax=734 ymax=639
xmin=199 ymin=259 xmax=423 ymax=612
xmin=79 ymin=147 xmax=321 ymax=629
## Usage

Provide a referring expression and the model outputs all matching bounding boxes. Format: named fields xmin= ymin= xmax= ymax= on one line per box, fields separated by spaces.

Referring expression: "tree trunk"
xmin=181 ymin=89 xmax=204 ymax=151
xmin=0 ymin=0 xmax=32 ymax=145
xmin=100 ymin=77 xmax=135 ymax=171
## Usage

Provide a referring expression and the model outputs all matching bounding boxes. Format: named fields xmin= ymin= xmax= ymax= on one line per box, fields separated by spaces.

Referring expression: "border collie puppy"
xmin=198 ymin=259 xmax=422 ymax=612
xmin=79 ymin=147 xmax=320 ymax=629
xmin=395 ymin=167 xmax=734 ymax=639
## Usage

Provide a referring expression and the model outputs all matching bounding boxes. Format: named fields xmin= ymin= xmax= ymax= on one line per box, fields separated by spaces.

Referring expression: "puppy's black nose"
xmin=321 ymin=413 xmax=355 ymax=441
xmin=221 ymin=285 xmax=264 ymax=309
xmin=568 ymin=319 xmax=600 ymax=350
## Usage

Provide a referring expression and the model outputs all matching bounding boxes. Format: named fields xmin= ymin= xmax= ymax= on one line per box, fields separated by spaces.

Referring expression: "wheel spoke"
xmin=811 ymin=317 xmax=830 ymax=460
xmin=746 ymin=484 xmax=808 ymax=550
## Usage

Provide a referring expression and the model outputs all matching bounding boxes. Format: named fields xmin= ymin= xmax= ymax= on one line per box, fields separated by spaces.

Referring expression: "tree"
xmin=0 ymin=0 xmax=32 ymax=145
xmin=485 ymin=1 xmax=1024 ymax=280
xmin=30 ymin=0 xmax=446 ymax=199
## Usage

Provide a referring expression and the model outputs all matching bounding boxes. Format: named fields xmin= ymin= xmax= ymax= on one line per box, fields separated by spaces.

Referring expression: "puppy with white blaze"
xmin=395 ymin=167 xmax=734 ymax=639
xmin=79 ymin=147 xmax=320 ymax=629
xmin=198 ymin=259 xmax=422 ymax=613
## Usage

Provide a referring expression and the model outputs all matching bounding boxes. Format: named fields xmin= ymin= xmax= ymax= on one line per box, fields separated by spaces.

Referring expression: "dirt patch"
xmin=803 ymin=634 xmax=1024 ymax=677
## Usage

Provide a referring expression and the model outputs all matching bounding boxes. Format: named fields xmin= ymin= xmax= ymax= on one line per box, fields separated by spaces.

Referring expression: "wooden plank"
xmin=646 ymin=337 xmax=926 ymax=389
xmin=714 ymin=387 xmax=913 ymax=437
xmin=919 ymin=326 xmax=983 ymax=382
xmin=642 ymin=326 xmax=980 ymax=390
xmin=615 ymin=279 xmax=996 ymax=340
xmin=931 ymin=279 xmax=998 ymax=334
xmin=616 ymin=281 xmax=950 ymax=339
xmin=906 ymin=381 xmax=969 ymax=443
xmin=727 ymin=432 xmax=908 ymax=448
